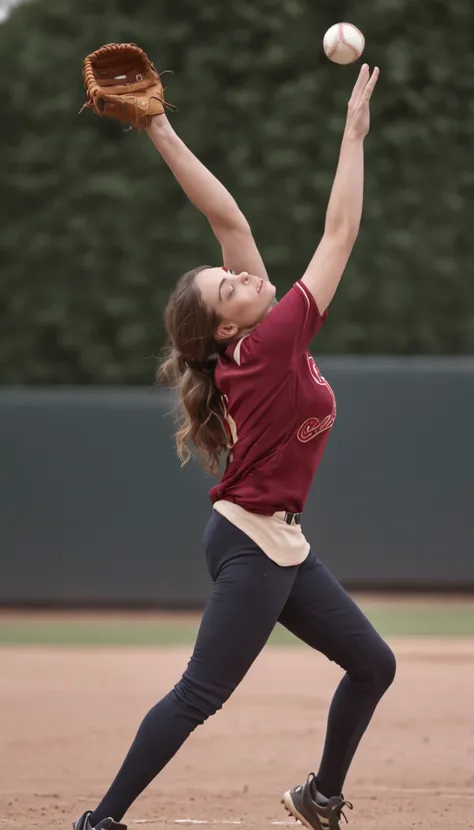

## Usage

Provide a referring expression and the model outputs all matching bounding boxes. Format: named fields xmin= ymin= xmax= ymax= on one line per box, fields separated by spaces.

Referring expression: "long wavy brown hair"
xmin=157 ymin=266 xmax=230 ymax=476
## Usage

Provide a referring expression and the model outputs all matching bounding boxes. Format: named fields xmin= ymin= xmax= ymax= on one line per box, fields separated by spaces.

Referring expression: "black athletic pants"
xmin=90 ymin=512 xmax=396 ymax=823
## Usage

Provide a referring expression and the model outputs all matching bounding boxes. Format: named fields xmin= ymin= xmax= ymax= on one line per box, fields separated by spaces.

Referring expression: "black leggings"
xmin=90 ymin=512 xmax=396 ymax=823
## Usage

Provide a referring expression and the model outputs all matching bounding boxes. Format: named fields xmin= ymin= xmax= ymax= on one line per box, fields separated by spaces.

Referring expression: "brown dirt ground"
xmin=1 ymin=639 xmax=474 ymax=830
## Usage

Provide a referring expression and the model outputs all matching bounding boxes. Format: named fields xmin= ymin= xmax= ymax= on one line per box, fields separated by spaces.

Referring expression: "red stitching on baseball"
xmin=338 ymin=22 xmax=364 ymax=58
xmin=326 ymin=30 xmax=338 ymax=58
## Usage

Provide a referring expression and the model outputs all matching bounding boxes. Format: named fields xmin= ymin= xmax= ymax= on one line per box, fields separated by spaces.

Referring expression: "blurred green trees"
xmin=1 ymin=0 xmax=473 ymax=383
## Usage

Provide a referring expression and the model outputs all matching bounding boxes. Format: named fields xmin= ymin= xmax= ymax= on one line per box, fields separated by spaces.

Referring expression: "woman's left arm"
xmin=146 ymin=115 xmax=269 ymax=280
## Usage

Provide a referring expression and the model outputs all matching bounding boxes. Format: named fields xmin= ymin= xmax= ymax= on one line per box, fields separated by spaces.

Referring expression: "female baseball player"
xmin=74 ymin=63 xmax=395 ymax=830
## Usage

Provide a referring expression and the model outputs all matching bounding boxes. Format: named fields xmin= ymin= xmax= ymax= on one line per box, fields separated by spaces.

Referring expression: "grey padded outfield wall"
xmin=1 ymin=357 xmax=473 ymax=606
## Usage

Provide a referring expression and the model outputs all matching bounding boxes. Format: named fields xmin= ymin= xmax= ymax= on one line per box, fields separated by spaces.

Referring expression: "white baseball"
xmin=323 ymin=22 xmax=365 ymax=65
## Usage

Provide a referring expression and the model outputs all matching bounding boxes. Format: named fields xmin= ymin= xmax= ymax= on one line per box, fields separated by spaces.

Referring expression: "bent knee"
xmin=172 ymin=672 xmax=234 ymax=724
xmin=370 ymin=642 xmax=397 ymax=690
xmin=353 ymin=640 xmax=396 ymax=691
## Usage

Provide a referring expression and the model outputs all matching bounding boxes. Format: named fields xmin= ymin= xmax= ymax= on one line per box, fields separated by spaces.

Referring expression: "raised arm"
xmin=301 ymin=64 xmax=379 ymax=312
xmin=146 ymin=115 xmax=268 ymax=280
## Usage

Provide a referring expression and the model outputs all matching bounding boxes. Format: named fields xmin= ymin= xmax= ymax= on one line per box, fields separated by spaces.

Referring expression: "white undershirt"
xmin=213 ymin=500 xmax=310 ymax=567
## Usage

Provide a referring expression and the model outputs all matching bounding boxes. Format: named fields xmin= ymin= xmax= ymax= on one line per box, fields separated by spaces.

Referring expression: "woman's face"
xmin=195 ymin=267 xmax=276 ymax=339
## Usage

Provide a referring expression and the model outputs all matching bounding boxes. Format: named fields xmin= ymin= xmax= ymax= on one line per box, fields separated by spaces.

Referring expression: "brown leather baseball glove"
xmin=80 ymin=43 xmax=170 ymax=130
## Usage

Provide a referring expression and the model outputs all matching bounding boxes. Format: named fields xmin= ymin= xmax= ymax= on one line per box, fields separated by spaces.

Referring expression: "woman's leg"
xmin=279 ymin=550 xmax=396 ymax=799
xmin=89 ymin=515 xmax=298 ymax=824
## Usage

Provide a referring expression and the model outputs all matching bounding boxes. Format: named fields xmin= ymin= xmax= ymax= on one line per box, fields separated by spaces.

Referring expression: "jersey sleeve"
xmin=234 ymin=280 xmax=327 ymax=367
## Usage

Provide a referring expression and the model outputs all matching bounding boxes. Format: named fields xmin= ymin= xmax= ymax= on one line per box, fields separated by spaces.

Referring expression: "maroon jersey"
xmin=209 ymin=280 xmax=336 ymax=515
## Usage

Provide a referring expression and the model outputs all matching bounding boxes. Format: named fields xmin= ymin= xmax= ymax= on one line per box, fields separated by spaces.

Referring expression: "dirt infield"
xmin=1 ymin=639 xmax=474 ymax=830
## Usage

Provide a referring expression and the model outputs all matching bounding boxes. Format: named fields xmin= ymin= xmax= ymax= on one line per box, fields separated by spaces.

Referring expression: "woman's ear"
xmin=215 ymin=321 xmax=239 ymax=340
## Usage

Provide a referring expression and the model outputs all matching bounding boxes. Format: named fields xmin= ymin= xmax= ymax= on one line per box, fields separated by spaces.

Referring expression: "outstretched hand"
xmin=344 ymin=64 xmax=379 ymax=140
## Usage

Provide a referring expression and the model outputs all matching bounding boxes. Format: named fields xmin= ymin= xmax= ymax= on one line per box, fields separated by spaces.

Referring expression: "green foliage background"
xmin=1 ymin=0 xmax=474 ymax=383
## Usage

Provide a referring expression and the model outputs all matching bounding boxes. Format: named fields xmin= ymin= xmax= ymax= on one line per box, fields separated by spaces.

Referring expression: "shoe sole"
xmin=281 ymin=790 xmax=315 ymax=830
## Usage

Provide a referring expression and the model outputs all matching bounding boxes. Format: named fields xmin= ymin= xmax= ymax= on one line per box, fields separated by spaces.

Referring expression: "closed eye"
xmin=219 ymin=268 xmax=236 ymax=302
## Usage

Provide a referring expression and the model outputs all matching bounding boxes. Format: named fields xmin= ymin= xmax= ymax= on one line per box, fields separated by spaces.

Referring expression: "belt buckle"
xmin=284 ymin=511 xmax=301 ymax=526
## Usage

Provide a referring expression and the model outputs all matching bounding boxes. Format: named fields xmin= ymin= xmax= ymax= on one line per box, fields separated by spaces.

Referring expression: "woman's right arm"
xmin=146 ymin=115 xmax=269 ymax=281
xmin=301 ymin=64 xmax=379 ymax=313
